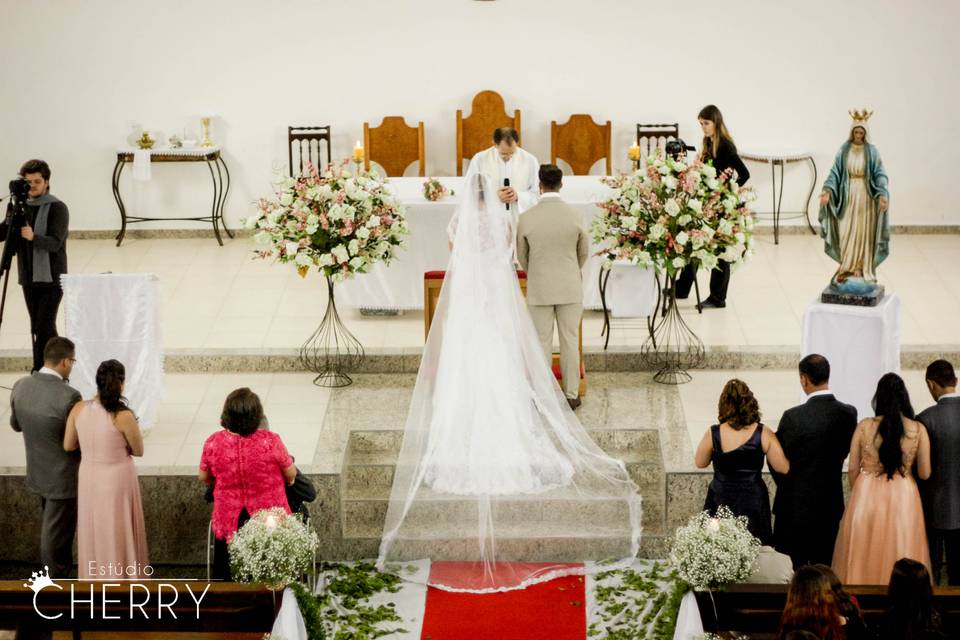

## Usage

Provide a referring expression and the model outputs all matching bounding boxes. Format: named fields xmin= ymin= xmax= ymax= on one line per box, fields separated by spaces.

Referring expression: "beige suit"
xmin=516 ymin=193 xmax=589 ymax=399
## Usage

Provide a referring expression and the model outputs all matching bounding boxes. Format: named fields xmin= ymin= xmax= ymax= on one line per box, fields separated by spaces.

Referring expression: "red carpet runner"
xmin=421 ymin=562 xmax=586 ymax=640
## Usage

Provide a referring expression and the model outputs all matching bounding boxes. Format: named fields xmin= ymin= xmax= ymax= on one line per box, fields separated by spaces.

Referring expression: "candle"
xmin=706 ymin=517 xmax=720 ymax=532
xmin=628 ymin=142 xmax=641 ymax=162
xmin=265 ymin=514 xmax=278 ymax=529
xmin=353 ymin=141 xmax=364 ymax=162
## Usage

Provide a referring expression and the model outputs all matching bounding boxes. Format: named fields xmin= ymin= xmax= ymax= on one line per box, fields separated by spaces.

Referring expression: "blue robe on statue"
xmin=819 ymin=141 xmax=890 ymax=273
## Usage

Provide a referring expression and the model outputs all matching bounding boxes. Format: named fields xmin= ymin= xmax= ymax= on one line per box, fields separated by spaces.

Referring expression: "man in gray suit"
xmin=10 ymin=336 xmax=81 ymax=578
xmin=919 ymin=359 xmax=960 ymax=585
xmin=517 ymin=164 xmax=589 ymax=410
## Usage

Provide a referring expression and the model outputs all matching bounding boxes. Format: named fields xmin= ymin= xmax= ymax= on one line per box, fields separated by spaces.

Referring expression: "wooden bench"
xmin=695 ymin=584 xmax=960 ymax=639
xmin=0 ymin=580 xmax=277 ymax=638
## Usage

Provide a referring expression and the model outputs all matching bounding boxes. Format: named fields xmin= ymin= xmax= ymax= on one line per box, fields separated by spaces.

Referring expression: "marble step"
xmin=342 ymin=492 xmax=665 ymax=538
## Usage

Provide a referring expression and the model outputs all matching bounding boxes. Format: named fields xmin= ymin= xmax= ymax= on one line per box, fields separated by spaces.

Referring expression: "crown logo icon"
xmin=24 ymin=566 xmax=56 ymax=593
xmin=848 ymin=109 xmax=874 ymax=123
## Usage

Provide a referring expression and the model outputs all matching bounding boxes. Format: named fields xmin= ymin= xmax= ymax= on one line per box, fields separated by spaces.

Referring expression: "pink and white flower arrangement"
xmin=244 ymin=161 xmax=408 ymax=281
xmin=422 ymin=177 xmax=454 ymax=202
xmin=591 ymin=152 xmax=755 ymax=279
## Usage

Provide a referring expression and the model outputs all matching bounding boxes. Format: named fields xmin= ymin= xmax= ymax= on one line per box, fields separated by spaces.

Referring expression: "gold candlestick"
xmin=200 ymin=117 xmax=214 ymax=147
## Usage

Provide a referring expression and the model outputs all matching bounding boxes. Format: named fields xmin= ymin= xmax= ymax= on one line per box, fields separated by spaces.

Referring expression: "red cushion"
xmin=552 ymin=362 xmax=586 ymax=380
xmin=425 ymin=270 xmax=527 ymax=280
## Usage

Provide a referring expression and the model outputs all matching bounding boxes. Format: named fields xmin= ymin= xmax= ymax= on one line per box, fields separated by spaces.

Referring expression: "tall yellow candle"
xmin=352 ymin=141 xmax=364 ymax=162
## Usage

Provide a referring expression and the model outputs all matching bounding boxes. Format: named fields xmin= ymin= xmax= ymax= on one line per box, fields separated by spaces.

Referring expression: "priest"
xmin=465 ymin=127 xmax=540 ymax=214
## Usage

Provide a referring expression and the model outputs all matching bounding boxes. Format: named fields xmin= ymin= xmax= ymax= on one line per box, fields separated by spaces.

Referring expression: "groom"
xmin=465 ymin=127 xmax=540 ymax=213
xmin=517 ymin=164 xmax=589 ymax=410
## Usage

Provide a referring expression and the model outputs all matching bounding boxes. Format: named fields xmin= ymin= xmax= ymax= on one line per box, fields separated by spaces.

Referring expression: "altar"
xmin=338 ymin=175 xmax=622 ymax=311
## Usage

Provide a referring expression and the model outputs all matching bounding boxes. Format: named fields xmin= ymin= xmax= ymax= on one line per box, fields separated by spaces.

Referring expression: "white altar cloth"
xmin=339 ymin=175 xmax=618 ymax=311
xmin=801 ymin=293 xmax=901 ymax=420
xmin=61 ymin=273 xmax=164 ymax=429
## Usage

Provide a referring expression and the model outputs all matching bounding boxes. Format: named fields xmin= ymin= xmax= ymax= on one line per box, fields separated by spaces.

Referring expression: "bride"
xmin=376 ymin=168 xmax=641 ymax=592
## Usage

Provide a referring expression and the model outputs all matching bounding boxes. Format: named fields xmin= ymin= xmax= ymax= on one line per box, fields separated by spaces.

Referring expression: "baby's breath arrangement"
xmin=669 ymin=506 xmax=760 ymax=591
xmin=229 ymin=508 xmax=318 ymax=590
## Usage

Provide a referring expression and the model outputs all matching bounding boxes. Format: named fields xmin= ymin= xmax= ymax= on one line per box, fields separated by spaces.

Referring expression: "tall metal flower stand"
xmin=641 ymin=273 xmax=705 ymax=384
xmin=300 ymin=276 xmax=364 ymax=387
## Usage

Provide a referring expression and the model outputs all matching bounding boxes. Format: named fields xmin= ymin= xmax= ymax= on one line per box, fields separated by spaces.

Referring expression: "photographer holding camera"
xmin=1 ymin=159 xmax=70 ymax=372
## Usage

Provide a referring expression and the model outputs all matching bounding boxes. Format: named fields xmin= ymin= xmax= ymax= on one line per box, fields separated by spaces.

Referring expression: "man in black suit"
xmin=918 ymin=359 xmax=960 ymax=585
xmin=771 ymin=354 xmax=858 ymax=569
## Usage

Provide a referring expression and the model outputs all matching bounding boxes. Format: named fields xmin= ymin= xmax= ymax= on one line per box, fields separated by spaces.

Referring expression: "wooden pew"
xmin=695 ymin=584 xmax=960 ymax=638
xmin=0 ymin=580 xmax=277 ymax=638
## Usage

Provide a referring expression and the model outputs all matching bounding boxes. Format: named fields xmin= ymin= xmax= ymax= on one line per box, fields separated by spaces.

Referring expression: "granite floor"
xmin=0 ymin=234 xmax=957 ymax=354
xmin=0 ymin=369 xmax=938 ymax=475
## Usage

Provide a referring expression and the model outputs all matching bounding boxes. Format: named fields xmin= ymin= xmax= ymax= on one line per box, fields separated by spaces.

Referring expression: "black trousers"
xmin=16 ymin=497 xmax=75 ymax=640
xmin=22 ymin=285 xmax=63 ymax=372
xmin=675 ymin=262 xmax=731 ymax=304
xmin=212 ymin=508 xmax=251 ymax=581
xmin=930 ymin=527 xmax=960 ymax=586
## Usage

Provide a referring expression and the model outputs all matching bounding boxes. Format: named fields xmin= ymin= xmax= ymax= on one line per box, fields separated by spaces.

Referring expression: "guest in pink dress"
xmin=832 ymin=373 xmax=932 ymax=585
xmin=64 ymin=359 xmax=149 ymax=580
xmin=199 ymin=388 xmax=296 ymax=580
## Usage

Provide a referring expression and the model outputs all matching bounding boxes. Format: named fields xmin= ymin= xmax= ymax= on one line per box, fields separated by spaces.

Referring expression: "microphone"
xmin=503 ymin=178 xmax=510 ymax=211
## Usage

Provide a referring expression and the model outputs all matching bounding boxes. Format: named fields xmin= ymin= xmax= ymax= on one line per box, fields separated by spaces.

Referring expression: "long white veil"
xmin=376 ymin=168 xmax=642 ymax=592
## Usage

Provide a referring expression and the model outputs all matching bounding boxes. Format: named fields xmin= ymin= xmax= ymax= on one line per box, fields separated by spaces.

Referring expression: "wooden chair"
xmin=456 ymin=90 xmax=521 ymax=176
xmin=424 ymin=270 xmax=586 ymax=396
xmin=636 ymin=122 xmax=680 ymax=159
xmin=363 ymin=116 xmax=425 ymax=177
xmin=551 ymin=115 xmax=612 ymax=175
xmin=288 ymin=125 xmax=332 ymax=176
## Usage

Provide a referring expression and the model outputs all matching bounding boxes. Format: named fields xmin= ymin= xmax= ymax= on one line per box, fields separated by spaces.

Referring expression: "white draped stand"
xmin=61 ymin=273 xmax=164 ymax=429
xmin=801 ymin=293 xmax=901 ymax=420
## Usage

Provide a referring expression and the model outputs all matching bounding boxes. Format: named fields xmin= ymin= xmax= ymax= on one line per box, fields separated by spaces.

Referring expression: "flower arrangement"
xmin=244 ymin=161 xmax=409 ymax=282
xmin=423 ymin=177 xmax=454 ymax=202
xmin=591 ymin=152 xmax=756 ymax=280
xmin=669 ymin=506 xmax=761 ymax=591
xmin=229 ymin=508 xmax=319 ymax=590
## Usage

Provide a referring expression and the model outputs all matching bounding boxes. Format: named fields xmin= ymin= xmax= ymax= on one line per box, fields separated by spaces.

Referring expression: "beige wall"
xmin=1 ymin=0 xmax=956 ymax=229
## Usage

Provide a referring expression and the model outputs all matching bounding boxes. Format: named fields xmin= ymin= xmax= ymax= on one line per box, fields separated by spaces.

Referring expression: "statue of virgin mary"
xmin=818 ymin=110 xmax=890 ymax=296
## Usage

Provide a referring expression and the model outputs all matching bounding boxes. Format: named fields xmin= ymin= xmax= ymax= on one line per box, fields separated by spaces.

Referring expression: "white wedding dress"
xmin=376 ymin=169 xmax=641 ymax=592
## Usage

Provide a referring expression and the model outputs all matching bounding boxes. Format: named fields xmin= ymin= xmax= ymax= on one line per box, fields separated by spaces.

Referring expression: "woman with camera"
xmin=675 ymin=105 xmax=750 ymax=308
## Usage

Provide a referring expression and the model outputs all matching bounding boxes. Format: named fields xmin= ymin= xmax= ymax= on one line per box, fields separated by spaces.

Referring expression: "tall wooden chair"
xmin=551 ymin=115 xmax=612 ymax=175
xmin=363 ymin=116 xmax=425 ymax=177
xmin=456 ymin=90 xmax=521 ymax=176
xmin=636 ymin=123 xmax=679 ymax=159
xmin=288 ymin=126 xmax=332 ymax=176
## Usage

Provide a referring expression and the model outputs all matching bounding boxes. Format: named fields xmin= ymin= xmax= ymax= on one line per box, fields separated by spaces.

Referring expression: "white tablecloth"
xmin=801 ymin=293 xmax=901 ymax=420
xmin=607 ymin=261 xmax=658 ymax=318
xmin=61 ymin=273 xmax=164 ymax=430
xmin=339 ymin=175 xmax=621 ymax=311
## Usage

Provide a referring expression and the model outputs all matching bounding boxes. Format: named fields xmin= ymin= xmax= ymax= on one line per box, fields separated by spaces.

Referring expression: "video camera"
xmin=2 ymin=177 xmax=31 ymax=275
xmin=665 ymin=138 xmax=696 ymax=160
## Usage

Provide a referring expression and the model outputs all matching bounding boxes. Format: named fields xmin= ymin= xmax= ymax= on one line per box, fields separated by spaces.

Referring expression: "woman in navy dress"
xmin=695 ymin=379 xmax=790 ymax=544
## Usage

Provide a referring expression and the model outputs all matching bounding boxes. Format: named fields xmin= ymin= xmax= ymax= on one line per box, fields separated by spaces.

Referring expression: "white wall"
xmin=1 ymin=0 xmax=957 ymax=230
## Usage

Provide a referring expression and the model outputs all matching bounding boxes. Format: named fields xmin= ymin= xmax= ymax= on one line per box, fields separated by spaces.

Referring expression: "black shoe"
xmin=567 ymin=397 xmax=582 ymax=411
xmin=700 ymin=297 xmax=726 ymax=309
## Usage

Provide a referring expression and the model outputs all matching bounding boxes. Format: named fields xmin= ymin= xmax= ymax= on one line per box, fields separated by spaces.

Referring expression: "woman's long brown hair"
xmin=699 ymin=104 xmax=735 ymax=160
xmin=777 ymin=566 xmax=846 ymax=640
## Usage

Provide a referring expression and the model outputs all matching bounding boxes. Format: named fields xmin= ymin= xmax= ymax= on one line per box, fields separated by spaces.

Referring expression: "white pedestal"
xmin=801 ymin=293 xmax=900 ymax=420
xmin=607 ymin=261 xmax=658 ymax=318
xmin=61 ymin=273 xmax=164 ymax=430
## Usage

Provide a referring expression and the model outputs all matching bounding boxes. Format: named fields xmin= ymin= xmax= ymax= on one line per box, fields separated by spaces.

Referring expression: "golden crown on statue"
xmin=848 ymin=109 xmax=874 ymax=123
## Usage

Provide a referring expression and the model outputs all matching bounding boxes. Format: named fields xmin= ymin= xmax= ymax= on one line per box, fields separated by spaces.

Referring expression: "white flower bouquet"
xmin=669 ymin=506 xmax=760 ymax=591
xmin=245 ymin=161 xmax=409 ymax=282
xmin=591 ymin=151 xmax=755 ymax=280
xmin=229 ymin=507 xmax=319 ymax=590
xmin=422 ymin=177 xmax=454 ymax=202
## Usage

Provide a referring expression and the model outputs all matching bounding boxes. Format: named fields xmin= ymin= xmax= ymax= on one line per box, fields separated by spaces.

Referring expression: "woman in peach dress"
xmin=832 ymin=373 xmax=931 ymax=585
xmin=64 ymin=360 xmax=149 ymax=580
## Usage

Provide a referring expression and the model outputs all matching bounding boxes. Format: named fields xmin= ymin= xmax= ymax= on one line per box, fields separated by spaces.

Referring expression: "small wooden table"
xmin=111 ymin=147 xmax=232 ymax=246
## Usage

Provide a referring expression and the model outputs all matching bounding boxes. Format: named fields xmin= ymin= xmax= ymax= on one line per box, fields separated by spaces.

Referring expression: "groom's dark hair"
xmin=493 ymin=127 xmax=519 ymax=144
xmin=539 ymin=164 xmax=563 ymax=191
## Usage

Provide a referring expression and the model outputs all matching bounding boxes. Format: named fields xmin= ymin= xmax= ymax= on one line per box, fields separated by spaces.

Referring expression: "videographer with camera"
xmin=675 ymin=105 xmax=750 ymax=309
xmin=1 ymin=159 xmax=70 ymax=372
